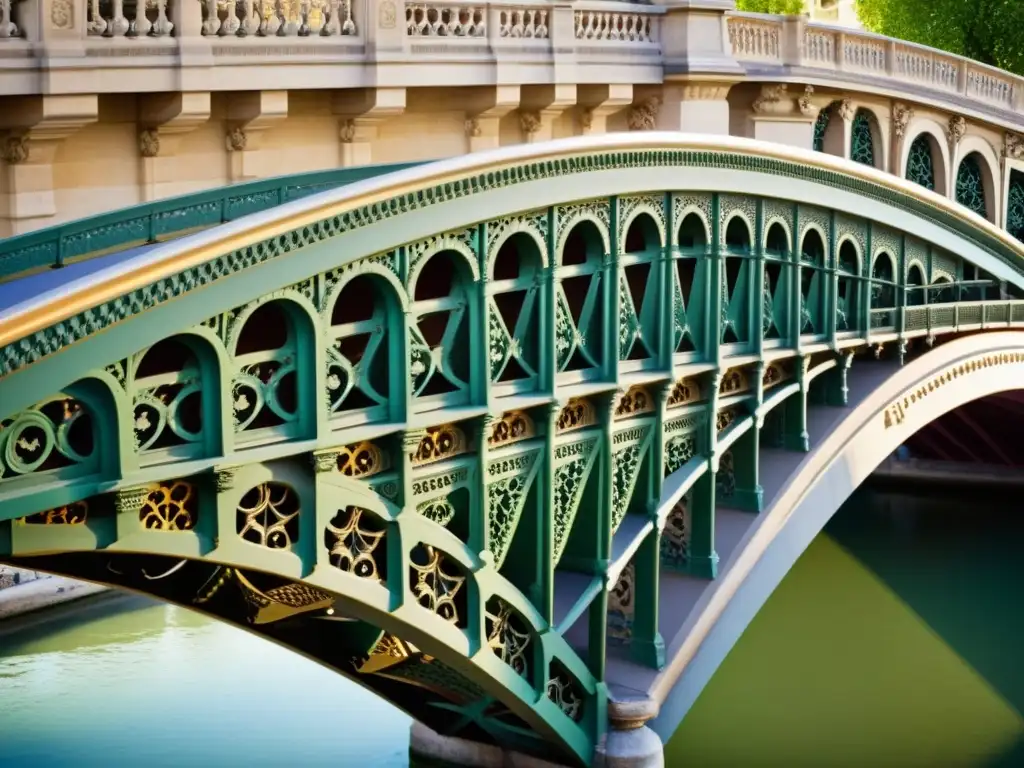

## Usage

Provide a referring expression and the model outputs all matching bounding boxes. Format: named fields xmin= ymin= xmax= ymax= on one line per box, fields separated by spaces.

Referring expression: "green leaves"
xmin=855 ymin=0 xmax=1024 ymax=75
xmin=736 ymin=0 xmax=805 ymax=14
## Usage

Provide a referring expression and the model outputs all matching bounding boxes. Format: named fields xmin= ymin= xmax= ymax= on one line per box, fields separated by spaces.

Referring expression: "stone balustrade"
xmin=727 ymin=12 xmax=1023 ymax=117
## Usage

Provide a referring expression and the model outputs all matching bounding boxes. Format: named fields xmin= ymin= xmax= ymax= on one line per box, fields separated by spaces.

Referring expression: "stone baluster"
xmin=0 ymin=0 xmax=18 ymax=37
xmin=133 ymin=0 xmax=152 ymax=36
xmin=201 ymin=0 xmax=218 ymax=34
xmin=152 ymin=0 xmax=172 ymax=34
xmin=109 ymin=0 xmax=130 ymax=35
xmin=220 ymin=0 xmax=240 ymax=34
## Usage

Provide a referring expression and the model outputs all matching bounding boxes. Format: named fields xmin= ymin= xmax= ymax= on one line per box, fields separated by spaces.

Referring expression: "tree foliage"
xmin=855 ymin=0 xmax=1024 ymax=76
xmin=736 ymin=0 xmax=805 ymax=15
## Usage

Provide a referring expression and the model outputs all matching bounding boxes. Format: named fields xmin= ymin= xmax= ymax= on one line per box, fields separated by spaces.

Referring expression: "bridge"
xmin=3 ymin=125 xmax=1024 ymax=765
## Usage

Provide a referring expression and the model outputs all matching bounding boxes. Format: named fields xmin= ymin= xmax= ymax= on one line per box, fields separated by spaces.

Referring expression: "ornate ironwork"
xmin=556 ymin=398 xmax=597 ymax=432
xmin=236 ymin=482 xmax=300 ymax=549
xmin=140 ymin=481 xmax=197 ymax=531
xmin=410 ymin=424 xmax=468 ymax=466
xmin=546 ymin=665 xmax=584 ymax=722
xmin=20 ymin=501 xmax=88 ymax=525
xmin=410 ymin=544 xmax=466 ymax=625
xmin=956 ymin=154 xmax=987 ymax=217
xmin=486 ymin=598 xmax=532 ymax=677
xmin=324 ymin=506 xmax=386 ymax=581
xmin=487 ymin=410 xmax=535 ymax=447
xmin=851 ymin=110 xmax=875 ymax=166
xmin=337 ymin=441 xmax=389 ymax=478
xmin=906 ymin=135 xmax=935 ymax=190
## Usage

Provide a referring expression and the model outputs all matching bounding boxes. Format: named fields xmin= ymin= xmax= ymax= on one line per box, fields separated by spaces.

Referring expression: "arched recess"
xmin=814 ymin=100 xmax=844 ymax=157
xmin=955 ymin=137 xmax=1001 ymax=222
xmin=0 ymin=375 xmax=121 ymax=520
xmin=722 ymin=215 xmax=753 ymax=345
xmin=673 ymin=212 xmax=709 ymax=356
xmin=906 ymin=263 xmax=926 ymax=306
xmin=326 ymin=270 xmax=406 ymax=428
xmin=620 ymin=212 xmax=663 ymax=365
xmin=130 ymin=333 xmax=223 ymax=466
xmin=409 ymin=249 xmax=476 ymax=407
xmin=229 ymin=297 xmax=318 ymax=447
xmin=762 ymin=221 xmax=790 ymax=341
xmin=835 ymin=239 xmax=861 ymax=333
xmin=799 ymin=228 xmax=827 ymax=335
xmin=556 ymin=219 xmax=606 ymax=378
xmin=490 ymin=232 xmax=544 ymax=394
xmin=870 ymin=251 xmax=898 ymax=330
xmin=850 ymin=108 xmax=884 ymax=170
xmin=901 ymin=120 xmax=949 ymax=196
xmin=649 ymin=333 xmax=1024 ymax=741
xmin=929 ymin=275 xmax=954 ymax=304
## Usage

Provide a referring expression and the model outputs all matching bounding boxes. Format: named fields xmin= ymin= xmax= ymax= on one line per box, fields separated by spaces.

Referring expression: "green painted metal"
xmin=0 ymin=161 xmax=423 ymax=281
xmin=956 ymin=153 xmax=987 ymax=218
xmin=2 ymin=141 xmax=1024 ymax=765
xmin=851 ymin=110 xmax=875 ymax=167
xmin=1008 ymin=171 xmax=1024 ymax=244
xmin=906 ymin=136 xmax=936 ymax=191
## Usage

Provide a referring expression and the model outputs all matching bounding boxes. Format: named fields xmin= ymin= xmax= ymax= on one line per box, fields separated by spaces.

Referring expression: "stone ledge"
xmin=409 ymin=722 xmax=570 ymax=768
xmin=0 ymin=574 xmax=108 ymax=621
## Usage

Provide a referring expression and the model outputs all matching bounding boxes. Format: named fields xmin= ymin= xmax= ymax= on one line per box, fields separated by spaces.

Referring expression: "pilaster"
xmin=462 ymin=85 xmax=520 ymax=153
xmin=0 ymin=94 xmax=98 ymax=236
xmin=137 ymin=92 xmax=212 ymax=202
xmin=225 ymin=91 xmax=289 ymax=183
xmin=520 ymin=84 xmax=577 ymax=144
xmin=333 ymin=87 xmax=407 ymax=167
xmin=782 ymin=355 xmax=811 ymax=451
xmin=578 ymin=85 xmax=634 ymax=136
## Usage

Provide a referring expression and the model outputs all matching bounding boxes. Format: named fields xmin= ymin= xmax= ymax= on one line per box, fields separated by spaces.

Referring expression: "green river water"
xmin=2 ymin=482 xmax=1022 ymax=767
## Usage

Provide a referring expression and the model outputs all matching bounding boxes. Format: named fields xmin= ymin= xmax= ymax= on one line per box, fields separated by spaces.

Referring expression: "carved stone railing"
xmin=727 ymin=12 xmax=1023 ymax=115
xmin=574 ymin=3 xmax=657 ymax=45
xmin=88 ymin=0 xmax=174 ymax=37
xmin=199 ymin=0 xmax=357 ymax=37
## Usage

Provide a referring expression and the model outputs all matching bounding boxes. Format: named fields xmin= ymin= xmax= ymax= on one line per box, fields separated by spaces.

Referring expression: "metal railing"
xmin=0 ymin=160 xmax=423 ymax=281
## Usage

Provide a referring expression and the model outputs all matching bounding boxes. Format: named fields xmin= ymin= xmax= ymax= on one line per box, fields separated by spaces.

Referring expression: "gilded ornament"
xmin=410 ymin=424 xmax=467 ymax=466
xmin=410 ymin=545 xmax=466 ymax=625
xmin=614 ymin=386 xmax=654 ymax=420
xmin=667 ymin=376 xmax=701 ymax=407
xmin=20 ymin=501 xmax=88 ymax=526
xmin=324 ymin=506 xmax=386 ymax=581
xmin=556 ymin=398 xmax=597 ymax=432
xmin=337 ymin=441 xmax=388 ymax=478
xmin=487 ymin=410 xmax=534 ymax=447
xmin=140 ymin=481 xmax=197 ymax=531
xmin=236 ymin=482 xmax=300 ymax=549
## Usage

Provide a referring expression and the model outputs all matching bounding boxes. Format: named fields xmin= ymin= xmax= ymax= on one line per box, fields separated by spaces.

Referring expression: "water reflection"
xmin=0 ymin=594 xmax=411 ymax=768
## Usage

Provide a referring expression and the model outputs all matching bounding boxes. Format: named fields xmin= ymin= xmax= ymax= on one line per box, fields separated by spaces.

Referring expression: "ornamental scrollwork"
xmin=667 ymin=376 xmax=702 ymax=407
xmin=337 ymin=441 xmax=390 ymax=478
xmin=409 ymin=544 xmax=467 ymax=626
xmin=487 ymin=410 xmax=535 ymax=447
xmin=0 ymin=397 xmax=96 ymax=483
xmin=608 ymin=562 xmax=635 ymax=641
xmin=410 ymin=424 xmax=468 ymax=466
xmin=614 ymin=385 xmax=654 ymax=420
xmin=236 ymin=482 xmax=300 ymax=549
xmin=140 ymin=481 xmax=197 ymax=531
xmin=324 ymin=506 xmax=387 ymax=582
xmin=661 ymin=494 xmax=691 ymax=570
xmin=546 ymin=664 xmax=584 ymax=722
xmin=485 ymin=597 xmax=532 ymax=678
xmin=416 ymin=496 xmax=457 ymax=527
xmin=20 ymin=501 xmax=88 ymax=526
xmin=718 ymin=368 xmax=749 ymax=396
xmin=556 ymin=398 xmax=597 ymax=433
xmin=716 ymin=408 xmax=738 ymax=433
xmin=131 ymin=341 xmax=204 ymax=455
xmin=664 ymin=434 xmax=697 ymax=476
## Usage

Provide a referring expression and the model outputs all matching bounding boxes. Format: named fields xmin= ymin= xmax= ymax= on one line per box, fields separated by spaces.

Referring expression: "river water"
xmin=2 ymin=482 xmax=1022 ymax=767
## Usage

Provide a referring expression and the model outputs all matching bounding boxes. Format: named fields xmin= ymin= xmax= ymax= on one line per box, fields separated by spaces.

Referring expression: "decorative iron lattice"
xmin=324 ymin=505 xmax=386 ymax=582
xmin=1009 ymin=172 xmax=1024 ymax=243
xmin=813 ymin=106 xmax=831 ymax=152
xmin=956 ymin=154 xmax=987 ymax=217
xmin=851 ymin=111 xmax=875 ymax=167
xmin=906 ymin=135 xmax=935 ymax=191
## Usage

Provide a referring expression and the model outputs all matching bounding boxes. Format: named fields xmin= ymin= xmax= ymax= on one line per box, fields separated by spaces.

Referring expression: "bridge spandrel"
xmin=1 ymin=135 xmax=1024 ymax=766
